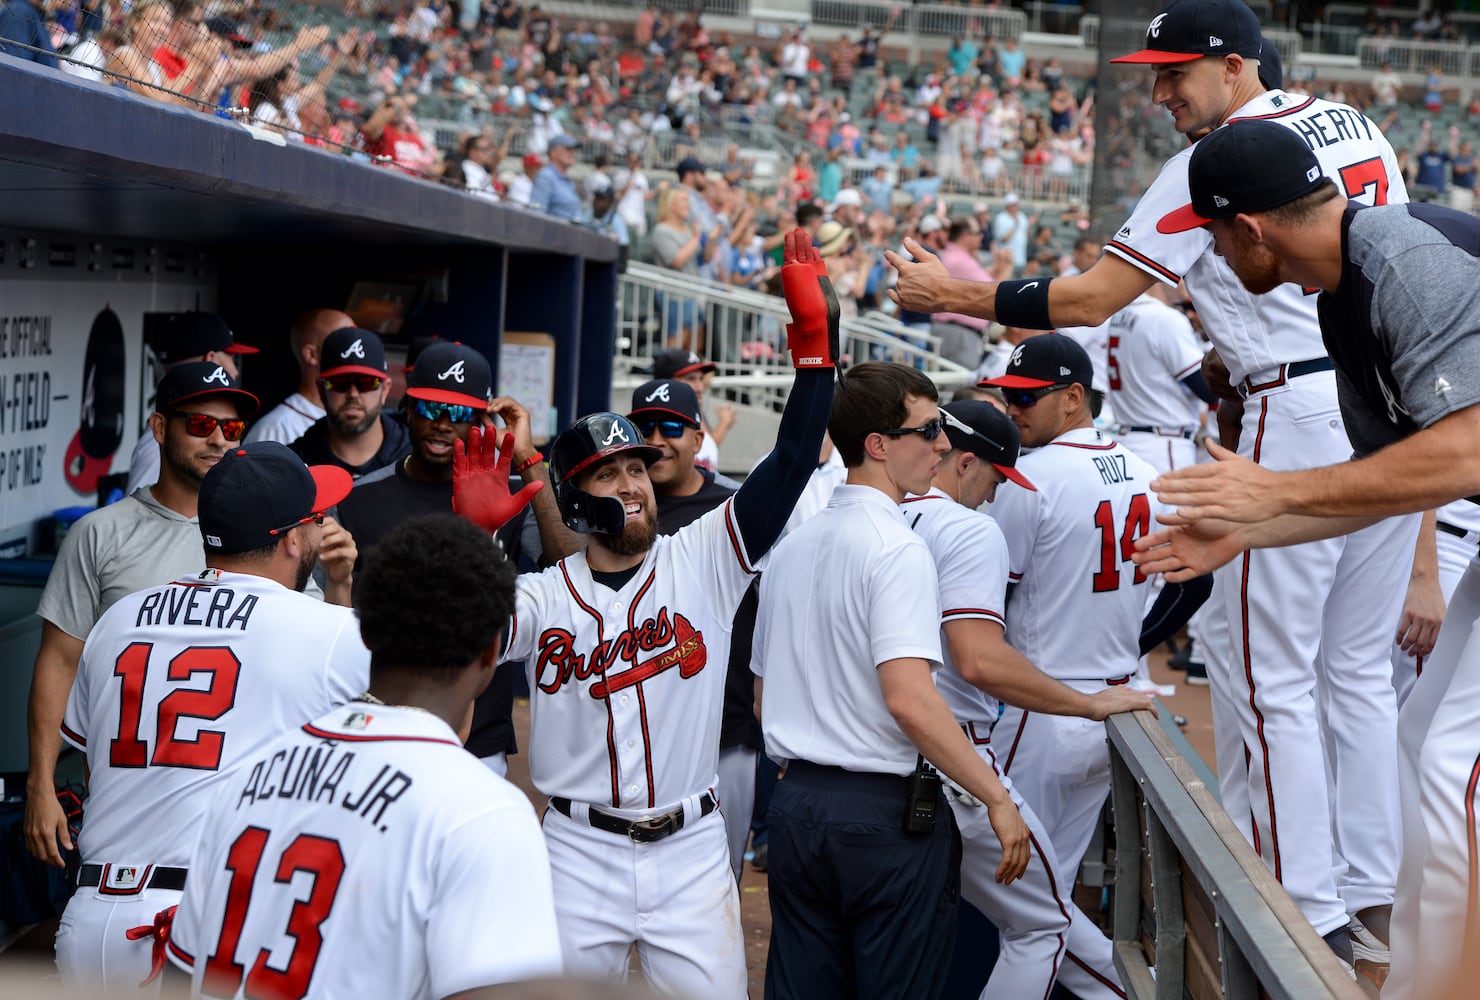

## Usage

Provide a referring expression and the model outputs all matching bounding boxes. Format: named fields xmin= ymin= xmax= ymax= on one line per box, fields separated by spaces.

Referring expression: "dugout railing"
xmin=1104 ymin=711 xmax=1365 ymax=1000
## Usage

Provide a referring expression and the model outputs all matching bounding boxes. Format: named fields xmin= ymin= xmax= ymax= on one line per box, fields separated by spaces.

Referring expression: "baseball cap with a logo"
xmin=158 ymin=312 xmax=259 ymax=364
xmin=1157 ymin=119 xmax=1326 ymax=232
xmin=652 ymin=348 xmax=718 ymax=379
xmin=319 ymin=327 xmax=389 ymax=380
xmin=405 ymin=341 xmax=493 ymax=409
xmin=154 ymin=361 xmax=260 ymax=416
xmin=198 ymin=442 xmax=353 ymax=555
xmin=979 ymin=334 xmax=1095 ymax=390
xmin=941 ymin=400 xmax=1037 ymax=491
xmin=1111 ymin=0 xmax=1263 ymax=65
xmin=628 ymin=379 xmax=702 ymax=428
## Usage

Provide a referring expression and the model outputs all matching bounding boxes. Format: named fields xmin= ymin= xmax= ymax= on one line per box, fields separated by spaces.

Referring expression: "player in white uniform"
xmin=450 ymin=229 xmax=837 ymax=999
xmin=167 ymin=515 xmax=563 ymax=999
xmin=980 ymin=337 xmax=1205 ymax=915
xmin=55 ymin=443 xmax=363 ymax=996
xmin=1106 ymin=290 xmax=1212 ymax=473
xmin=887 ymin=0 xmax=1417 ymax=966
xmin=1391 ymin=501 xmax=1478 ymax=706
xmin=904 ymin=399 xmax=1156 ymax=1000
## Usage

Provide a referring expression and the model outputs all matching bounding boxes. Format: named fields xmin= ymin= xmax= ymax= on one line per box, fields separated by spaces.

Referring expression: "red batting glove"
xmin=452 ymin=428 xmax=545 ymax=533
xmin=780 ymin=227 xmax=840 ymax=369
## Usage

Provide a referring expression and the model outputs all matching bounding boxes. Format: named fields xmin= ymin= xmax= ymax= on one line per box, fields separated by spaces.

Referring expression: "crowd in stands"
xmin=5 ymin=0 xmax=1480 ymax=320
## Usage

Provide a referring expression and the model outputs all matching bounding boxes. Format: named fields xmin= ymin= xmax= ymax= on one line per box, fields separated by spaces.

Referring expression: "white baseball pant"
xmin=717 ymin=744 xmax=757 ymax=882
xmin=55 ymin=882 xmax=181 ymax=998
xmin=1390 ymin=525 xmax=1475 ymax=708
xmin=541 ymin=795 xmax=746 ymax=999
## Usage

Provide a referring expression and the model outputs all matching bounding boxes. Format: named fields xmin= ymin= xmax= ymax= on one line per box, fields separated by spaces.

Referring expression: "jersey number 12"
xmin=110 ymin=643 xmax=242 ymax=770
xmin=1092 ymin=494 xmax=1151 ymax=592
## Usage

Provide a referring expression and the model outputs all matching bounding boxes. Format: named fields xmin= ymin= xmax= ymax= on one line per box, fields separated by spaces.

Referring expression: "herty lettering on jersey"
xmin=134 ymin=585 xmax=258 ymax=631
xmin=1284 ymin=105 xmax=1375 ymax=152
xmin=235 ymin=743 xmax=412 ymax=832
xmin=535 ymin=609 xmax=707 ymax=698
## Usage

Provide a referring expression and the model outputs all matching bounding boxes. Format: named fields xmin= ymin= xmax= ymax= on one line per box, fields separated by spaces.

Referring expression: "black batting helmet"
xmin=549 ymin=412 xmax=661 ymax=533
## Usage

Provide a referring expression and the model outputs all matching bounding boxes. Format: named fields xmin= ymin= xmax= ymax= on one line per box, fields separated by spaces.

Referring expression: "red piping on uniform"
xmin=1241 ymin=395 xmax=1282 ymax=881
xmin=1067 ymin=951 xmax=1127 ymax=998
xmin=942 ymin=607 xmax=1005 ymax=622
xmin=723 ymin=500 xmax=757 ymax=574
xmin=1464 ymin=749 xmax=1480 ymax=950
xmin=1228 ymin=95 xmax=1317 ymax=122
xmin=1106 ymin=241 xmax=1181 ymax=284
xmin=60 ymin=722 xmax=87 ymax=747
xmin=1002 ymin=711 xmax=1031 ymax=774
xmin=166 ymin=937 xmax=195 ymax=968
xmin=629 ymin=571 xmax=660 ymax=809
xmin=1029 ymin=828 xmax=1070 ymax=1000
xmin=562 ymin=561 xmax=622 ymax=807
xmin=1047 ymin=441 xmax=1119 ymax=451
xmin=300 ymin=724 xmax=457 ymax=746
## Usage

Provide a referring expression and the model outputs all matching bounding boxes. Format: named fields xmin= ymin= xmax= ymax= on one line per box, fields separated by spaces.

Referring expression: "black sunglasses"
xmin=169 ymin=411 xmax=248 ymax=441
xmin=879 ymin=415 xmax=946 ymax=441
xmin=1002 ymin=384 xmax=1069 ymax=409
xmin=634 ymin=418 xmax=690 ymax=439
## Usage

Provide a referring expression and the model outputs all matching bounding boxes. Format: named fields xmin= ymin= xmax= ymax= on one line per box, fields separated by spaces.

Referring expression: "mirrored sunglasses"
xmin=319 ymin=375 xmax=386 ymax=394
xmin=171 ymin=411 xmax=247 ymax=441
xmin=634 ymin=418 xmax=690 ymax=439
xmin=879 ymin=415 xmax=946 ymax=441
xmin=412 ymin=398 xmax=478 ymax=424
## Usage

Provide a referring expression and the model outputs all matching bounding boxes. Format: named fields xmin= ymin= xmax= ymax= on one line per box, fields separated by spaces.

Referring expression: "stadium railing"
xmin=1105 ymin=711 xmax=1366 ymax=1000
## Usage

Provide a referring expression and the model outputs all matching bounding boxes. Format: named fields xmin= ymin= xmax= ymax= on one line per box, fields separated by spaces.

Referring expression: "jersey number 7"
xmin=111 ymin=643 xmax=242 ymax=770
xmin=1092 ymin=494 xmax=1151 ymax=592
xmin=204 ymin=826 xmax=346 ymax=1000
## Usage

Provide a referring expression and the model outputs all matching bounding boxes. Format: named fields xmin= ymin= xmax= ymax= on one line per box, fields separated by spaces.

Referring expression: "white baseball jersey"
xmin=60 ymin=570 xmax=369 ymax=866
xmin=989 ymin=428 xmax=1161 ymax=680
xmin=1058 ymin=323 xmax=1112 ymax=395
xmin=1106 ymin=294 xmax=1206 ymax=431
xmin=503 ymin=497 xmax=757 ymax=809
xmin=1107 ymin=91 xmax=1407 ymax=384
xmin=900 ymin=488 xmax=1009 ymax=728
xmin=167 ymin=703 xmax=562 ymax=999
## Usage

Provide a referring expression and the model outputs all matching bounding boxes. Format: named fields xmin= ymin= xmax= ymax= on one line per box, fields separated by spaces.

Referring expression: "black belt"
xmin=1240 ymin=357 xmax=1334 ymax=397
xmin=78 ymin=864 xmax=188 ymax=891
xmin=1438 ymin=521 xmax=1470 ymax=540
xmin=1120 ymin=425 xmax=1195 ymax=439
xmin=549 ymin=791 xmax=716 ymax=844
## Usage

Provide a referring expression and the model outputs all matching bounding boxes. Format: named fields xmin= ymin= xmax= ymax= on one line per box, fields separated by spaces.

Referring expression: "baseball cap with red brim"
xmin=979 ymin=334 xmax=1095 ymax=391
xmin=405 ymin=341 xmax=493 ymax=409
xmin=1110 ymin=0 xmax=1264 ymax=65
xmin=198 ymin=442 xmax=352 ymax=555
xmin=941 ymin=401 xmax=1036 ymax=492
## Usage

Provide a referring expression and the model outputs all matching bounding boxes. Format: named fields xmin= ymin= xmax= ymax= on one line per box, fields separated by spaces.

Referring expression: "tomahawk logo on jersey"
xmin=1106 ymin=90 xmax=1406 ymax=384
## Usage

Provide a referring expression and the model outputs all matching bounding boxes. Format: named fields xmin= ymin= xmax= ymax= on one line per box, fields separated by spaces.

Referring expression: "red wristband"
xmin=515 ymin=452 xmax=544 ymax=474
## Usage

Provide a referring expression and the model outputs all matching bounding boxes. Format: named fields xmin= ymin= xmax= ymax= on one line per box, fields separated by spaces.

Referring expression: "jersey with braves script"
xmin=900 ymin=488 xmax=1010 ymax=728
xmin=167 ymin=703 xmax=562 ymax=1000
xmin=502 ymin=498 xmax=757 ymax=809
xmin=1106 ymin=90 xmax=1407 ymax=384
xmin=60 ymin=570 xmax=369 ymax=866
xmin=1107 ymin=294 xmax=1206 ymax=430
xmin=989 ymin=428 xmax=1161 ymax=680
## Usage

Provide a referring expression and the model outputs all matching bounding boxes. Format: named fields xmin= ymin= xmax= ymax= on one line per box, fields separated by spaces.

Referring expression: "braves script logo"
xmin=203 ymin=366 xmax=230 ymax=385
xmin=341 ymin=338 xmax=366 ymax=359
xmin=439 ymin=360 xmax=466 ymax=383
xmin=1010 ymin=345 xmax=1025 ymax=367
xmin=535 ymin=609 xmax=707 ymax=698
xmin=1148 ymin=12 xmax=1167 ymax=37
xmin=645 ymin=384 xmax=671 ymax=403
xmin=601 ymin=421 xmax=629 ymax=446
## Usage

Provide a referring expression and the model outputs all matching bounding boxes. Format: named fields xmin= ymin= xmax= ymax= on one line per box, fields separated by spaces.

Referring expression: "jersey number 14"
xmin=1092 ymin=494 xmax=1151 ymax=593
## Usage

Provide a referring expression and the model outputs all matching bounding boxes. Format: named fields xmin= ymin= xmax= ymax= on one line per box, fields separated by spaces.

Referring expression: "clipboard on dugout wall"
xmin=499 ymin=332 xmax=558 ymax=445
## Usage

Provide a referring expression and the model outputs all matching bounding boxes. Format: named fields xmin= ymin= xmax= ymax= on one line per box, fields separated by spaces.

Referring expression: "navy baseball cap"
xmin=980 ymin=334 xmax=1095 ymax=390
xmin=319 ymin=328 xmax=389 ymax=380
xmin=652 ymin=348 xmax=718 ymax=379
xmin=1157 ymin=120 xmax=1324 ymax=233
xmin=158 ymin=312 xmax=258 ymax=363
xmin=405 ymin=341 xmax=493 ymax=409
xmin=1257 ymin=34 xmax=1283 ymax=89
xmin=1111 ymin=0 xmax=1263 ymax=65
xmin=942 ymin=400 xmax=1036 ymax=491
xmin=629 ymin=379 xmax=702 ymax=428
xmin=198 ymin=442 xmax=352 ymax=554
xmin=154 ymin=361 xmax=260 ymax=417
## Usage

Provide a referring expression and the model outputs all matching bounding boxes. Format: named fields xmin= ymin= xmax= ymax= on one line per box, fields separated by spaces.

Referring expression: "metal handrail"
xmin=1106 ymin=711 xmax=1366 ymax=1000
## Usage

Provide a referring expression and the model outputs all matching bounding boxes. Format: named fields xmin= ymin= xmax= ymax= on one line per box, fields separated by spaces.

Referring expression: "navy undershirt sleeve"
xmin=1180 ymin=371 xmax=1219 ymax=406
xmin=732 ymin=367 xmax=835 ymax=558
xmin=1139 ymin=573 xmax=1213 ymax=655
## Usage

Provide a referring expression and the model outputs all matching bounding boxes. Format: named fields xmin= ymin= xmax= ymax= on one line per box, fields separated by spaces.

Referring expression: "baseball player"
xmin=1390 ymin=504 xmax=1469 ymax=707
xmin=1139 ymin=118 xmax=1480 ymax=1000
xmin=980 ymin=336 xmax=1208 ymax=920
xmin=887 ymin=0 xmax=1416 ymax=966
xmin=54 ymin=442 xmax=365 ymax=996
xmin=26 ymin=364 xmax=264 ymax=870
xmin=1105 ymin=288 xmax=1214 ymax=474
xmin=904 ymin=398 xmax=1155 ymax=1000
xmin=244 ymin=308 xmax=353 ymax=445
xmin=449 ymin=229 xmax=837 ymax=998
xmin=166 ymin=515 xmax=563 ymax=999
xmin=288 ymin=327 xmax=411 ymax=478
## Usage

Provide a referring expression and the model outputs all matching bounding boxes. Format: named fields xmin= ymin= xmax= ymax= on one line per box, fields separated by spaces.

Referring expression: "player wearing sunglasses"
xmin=288 ymin=327 xmax=410 ymax=480
xmin=626 ymin=378 xmax=742 ymax=532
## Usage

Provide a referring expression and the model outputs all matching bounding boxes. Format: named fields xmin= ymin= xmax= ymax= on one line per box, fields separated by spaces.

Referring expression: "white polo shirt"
xmin=754 ymin=483 xmax=942 ymax=776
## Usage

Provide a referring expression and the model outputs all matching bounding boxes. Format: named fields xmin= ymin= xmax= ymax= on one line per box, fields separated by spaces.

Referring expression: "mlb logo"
xmin=345 ymin=711 xmax=373 ymax=730
xmin=113 ymin=866 xmax=137 ymax=884
xmin=101 ymin=864 xmax=149 ymax=893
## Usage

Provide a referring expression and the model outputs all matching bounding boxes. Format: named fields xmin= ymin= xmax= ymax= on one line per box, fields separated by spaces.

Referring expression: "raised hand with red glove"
xmin=781 ymin=227 xmax=840 ymax=369
xmin=452 ymin=428 xmax=545 ymax=534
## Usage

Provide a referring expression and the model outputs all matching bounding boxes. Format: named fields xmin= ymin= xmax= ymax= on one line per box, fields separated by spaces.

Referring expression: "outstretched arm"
xmin=732 ymin=230 xmax=839 ymax=559
xmin=451 ymin=430 xmax=546 ymax=534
